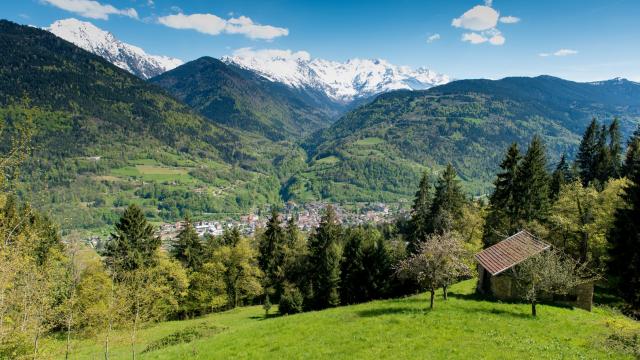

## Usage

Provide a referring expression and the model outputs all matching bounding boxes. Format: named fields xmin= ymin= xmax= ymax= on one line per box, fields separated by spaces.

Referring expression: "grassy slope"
xmin=45 ymin=280 xmax=639 ymax=359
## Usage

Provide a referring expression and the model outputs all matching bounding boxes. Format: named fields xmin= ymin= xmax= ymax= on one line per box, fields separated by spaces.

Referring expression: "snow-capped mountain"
xmin=46 ymin=19 xmax=183 ymax=79
xmin=223 ymin=48 xmax=450 ymax=103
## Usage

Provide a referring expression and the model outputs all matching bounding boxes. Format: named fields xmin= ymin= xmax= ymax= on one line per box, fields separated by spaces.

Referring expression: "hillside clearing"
xmin=46 ymin=280 xmax=639 ymax=359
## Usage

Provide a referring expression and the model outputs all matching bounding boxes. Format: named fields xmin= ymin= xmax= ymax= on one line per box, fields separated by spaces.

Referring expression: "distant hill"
xmin=0 ymin=20 xmax=287 ymax=231
xmin=291 ymin=76 xmax=640 ymax=202
xmin=151 ymin=57 xmax=337 ymax=140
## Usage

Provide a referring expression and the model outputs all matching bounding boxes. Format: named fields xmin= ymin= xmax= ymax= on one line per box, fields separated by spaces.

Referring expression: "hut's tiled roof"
xmin=475 ymin=230 xmax=551 ymax=275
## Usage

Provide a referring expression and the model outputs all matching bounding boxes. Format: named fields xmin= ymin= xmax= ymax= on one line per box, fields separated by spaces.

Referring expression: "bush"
xmin=279 ymin=286 xmax=304 ymax=315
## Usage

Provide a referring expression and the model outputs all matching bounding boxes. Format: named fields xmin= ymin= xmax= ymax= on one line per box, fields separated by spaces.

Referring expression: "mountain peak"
xmin=223 ymin=49 xmax=449 ymax=103
xmin=46 ymin=18 xmax=183 ymax=79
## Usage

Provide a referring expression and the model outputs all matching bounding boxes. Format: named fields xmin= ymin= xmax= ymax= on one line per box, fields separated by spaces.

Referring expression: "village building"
xmin=475 ymin=230 xmax=594 ymax=311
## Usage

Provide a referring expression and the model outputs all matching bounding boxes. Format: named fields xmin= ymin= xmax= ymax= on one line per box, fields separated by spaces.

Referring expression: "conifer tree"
xmin=429 ymin=164 xmax=466 ymax=234
xmin=171 ymin=217 xmax=204 ymax=271
xmin=608 ymin=152 xmax=640 ymax=309
xmin=594 ymin=124 xmax=613 ymax=186
xmin=258 ymin=208 xmax=287 ymax=300
xmin=483 ymin=143 xmax=521 ymax=246
xmin=408 ymin=171 xmax=432 ymax=253
xmin=104 ymin=204 xmax=160 ymax=274
xmin=550 ymin=153 xmax=571 ymax=199
xmin=306 ymin=205 xmax=342 ymax=310
xmin=577 ymin=118 xmax=600 ymax=186
xmin=623 ymin=126 xmax=640 ymax=177
xmin=516 ymin=135 xmax=551 ymax=223
xmin=340 ymin=228 xmax=367 ymax=304
xmin=608 ymin=118 xmax=623 ymax=178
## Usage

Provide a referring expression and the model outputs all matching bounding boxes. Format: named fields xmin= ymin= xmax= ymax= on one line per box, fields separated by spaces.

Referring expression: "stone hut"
xmin=475 ymin=230 xmax=593 ymax=311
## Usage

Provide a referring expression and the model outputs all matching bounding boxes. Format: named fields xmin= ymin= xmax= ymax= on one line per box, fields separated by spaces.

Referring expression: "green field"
xmin=45 ymin=280 xmax=640 ymax=359
xmin=354 ymin=137 xmax=385 ymax=146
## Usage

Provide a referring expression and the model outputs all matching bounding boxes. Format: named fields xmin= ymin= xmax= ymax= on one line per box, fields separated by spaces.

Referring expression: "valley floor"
xmin=45 ymin=280 xmax=638 ymax=359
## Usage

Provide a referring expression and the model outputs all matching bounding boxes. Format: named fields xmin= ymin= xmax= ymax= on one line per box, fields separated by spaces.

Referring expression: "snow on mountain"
xmin=46 ymin=19 xmax=183 ymax=79
xmin=223 ymin=48 xmax=450 ymax=103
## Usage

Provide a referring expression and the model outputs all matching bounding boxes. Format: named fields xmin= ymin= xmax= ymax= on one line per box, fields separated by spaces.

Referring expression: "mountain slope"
xmin=0 ymin=20 xmax=284 ymax=231
xmin=46 ymin=18 xmax=183 ymax=79
xmin=290 ymin=76 xmax=640 ymax=202
xmin=224 ymin=49 xmax=450 ymax=104
xmin=150 ymin=57 xmax=336 ymax=140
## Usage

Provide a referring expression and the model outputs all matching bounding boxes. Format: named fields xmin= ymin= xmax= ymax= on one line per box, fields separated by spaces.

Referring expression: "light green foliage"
xmin=211 ymin=237 xmax=263 ymax=308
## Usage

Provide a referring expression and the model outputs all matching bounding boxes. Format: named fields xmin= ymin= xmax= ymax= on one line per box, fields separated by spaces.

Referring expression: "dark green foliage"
xmin=608 ymin=150 xmax=640 ymax=309
xmin=576 ymin=118 xmax=623 ymax=187
xmin=408 ymin=171 xmax=432 ymax=254
xmin=429 ymin=164 xmax=466 ymax=234
xmin=305 ymin=205 xmax=342 ymax=310
xmin=516 ymin=135 xmax=550 ymax=223
xmin=550 ymin=153 xmax=572 ymax=199
xmin=278 ymin=286 xmax=304 ymax=315
xmin=483 ymin=143 xmax=522 ymax=246
xmin=142 ymin=324 xmax=226 ymax=353
xmin=340 ymin=227 xmax=392 ymax=304
xmin=623 ymin=126 xmax=640 ymax=177
xmin=103 ymin=204 xmax=160 ymax=273
xmin=263 ymin=294 xmax=272 ymax=315
xmin=258 ymin=208 xmax=287 ymax=300
xmin=609 ymin=118 xmax=623 ymax=178
xmin=577 ymin=119 xmax=602 ymax=186
xmin=171 ymin=217 xmax=204 ymax=271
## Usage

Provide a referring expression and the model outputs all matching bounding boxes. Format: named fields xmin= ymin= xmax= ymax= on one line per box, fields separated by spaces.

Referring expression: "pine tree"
xmin=171 ymin=217 xmax=204 ymax=271
xmin=340 ymin=228 xmax=367 ymax=304
xmin=258 ymin=208 xmax=287 ymax=300
xmin=577 ymin=118 xmax=600 ymax=186
xmin=429 ymin=164 xmax=466 ymax=234
xmin=608 ymin=151 xmax=640 ymax=309
xmin=483 ymin=143 xmax=521 ymax=246
xmin=608 ymin=118 xmax=623 ymax=178
xmin=550 ymin=153 xmax=571 ymax=199
xmin=623 ymin=126 xmax=640 ymax=177
xmin=104 ymin=204 xmax=160 ymax=274
xmin=408 ymin=171 xmax=432 ymax=254
xmin=594 ymin=124 xmax=613 ymax=186
xmin=306 ymin=205 xmax=342 ymax=310
xmin=516 ymin=135 xmax=551 ymax=223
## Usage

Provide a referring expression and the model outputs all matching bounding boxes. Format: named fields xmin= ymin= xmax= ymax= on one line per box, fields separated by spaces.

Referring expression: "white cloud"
xmin=41 ymin=0 xmax=138 ymax=20
xmin=489 ymin=33 xmax=505 ymax=45
xmin=232 ymin=47 xmax=311 ymax=62
xmin=426 ymin=33 xmax=441 ymax=43
xmin=452 ymin=5 xmax=499 ymax=31
xmin=499 ymin=16 xmax=520 ymax=24
xmin=462 ymin=32 xmax=488 ymax=44
xmin=157 ymin=12 xmax=288 ymax=40
xmin=539 ymin=49 xmax=578 ymax=57
xmin=462 ymin=29 xmax=504 ymax=46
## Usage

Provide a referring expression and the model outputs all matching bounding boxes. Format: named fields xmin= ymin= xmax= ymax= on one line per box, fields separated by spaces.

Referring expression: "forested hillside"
xmin=0 ymin=20 xmax=294 ymax=232
xmin=151 ymin=57 xmax=338 ymax=140
xmin=293 ymin=76 xmax=640 ymax=201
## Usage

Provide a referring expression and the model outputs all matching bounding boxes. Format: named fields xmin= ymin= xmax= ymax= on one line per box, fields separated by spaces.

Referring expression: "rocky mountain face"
xmin=46 ymin=18 xmax=183 ymax=79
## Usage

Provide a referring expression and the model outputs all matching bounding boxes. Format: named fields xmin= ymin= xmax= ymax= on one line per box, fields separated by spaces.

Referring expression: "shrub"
xmin=279 ymin=287 xmax=304 ymax=315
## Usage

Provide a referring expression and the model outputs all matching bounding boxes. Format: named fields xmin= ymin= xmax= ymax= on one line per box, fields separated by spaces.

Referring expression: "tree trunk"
xmin=65 ymin=311 xmax=73 ymax=359
xmin=531 ymin=300 xmax=537 ymax=317
xmin=443 ymin=285 xmax=448 ymax=300
xmin=131 ymin=302 xmax=139 ymax=360
xmin=429 ymin=289 xmax=435 ymax=309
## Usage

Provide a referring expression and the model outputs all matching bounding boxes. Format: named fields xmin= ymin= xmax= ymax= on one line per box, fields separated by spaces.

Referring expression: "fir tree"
xmin=594 ymin=124 xmax=613 ymax=186
xmin=483 ymin=143 xmax=521 ymax=246
xmin=104 ymin=204 xmax=160 ymax=274
xmin=429 ymin=164 xmax=466 ymax=234
xmin=623 ymin=126 xmax=640 ymax=177
xmin=306 ymin=205 xmax=342 ymax=310
xmin=516 ymin=135 xmax=550 ymax=223
xmin=577 ymin=118 xmax=600 ymax=186
xmin=608 ymin=151 xmax=640 ymax=309
xmin=550 ymin=153 xmax=571 ymax=199
xmin=340 ymin=228 xmax=367 ymax=304
xmin=171 ymin=217 xmax=204 ymax=271
xmin=408 ymin=171 xmax=432 ymax=254
xmin=608 ymin=118 xmax=623 ymax=178
xmin=258 ymin=208 xmax=287 ymax=300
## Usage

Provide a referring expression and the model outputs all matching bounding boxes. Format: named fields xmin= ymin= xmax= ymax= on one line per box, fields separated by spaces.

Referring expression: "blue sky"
xmin=3 ymin=0 xmax=640 ymax=81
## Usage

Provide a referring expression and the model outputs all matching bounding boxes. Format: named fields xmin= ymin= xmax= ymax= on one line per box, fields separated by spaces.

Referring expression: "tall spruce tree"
xmin=258 ymin=208 xmax=287 ymax=300
xmin=408 ymin=171 xmax=432 ymax=254
xmin=550 ymin=153 xmax=572 ymax=199
xmin=429 ymin=164 xmax=466 ymax=234
xmin=171 ymin=217 xmax=204 ymax=271
xmin=577 ymin=118 xmax=600 ymax=186
xmin=483 ymin=143 xmax=521 ymax=246
xmin=623 ymin=126 xmax=640 ymax=177
xmin=340 ymin=228 xmax=367 ymax=304
xmin=516 ymin=135 xmax=551 ymax=223
xmin=104 ymin=204 xmax=160 ymax=274
xmin=306 ymin=205 xmax=342 ymax=310
xmin=594 ymin=124 xmax=613 ymax=186
xmin=608 ymin=151 xmax=640 ymax=308
xmin=608 ymin=118 xmax=623 ymax=178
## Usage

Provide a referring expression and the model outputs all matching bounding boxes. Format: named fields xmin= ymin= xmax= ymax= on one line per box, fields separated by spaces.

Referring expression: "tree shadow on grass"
xmin=248 ymin=313 xmax=281 ymax=321
xmin=356 ymin=307 xmax=430 ymax=317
